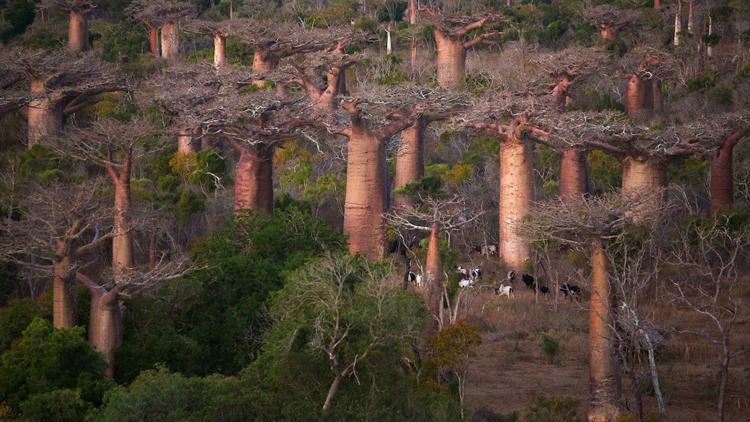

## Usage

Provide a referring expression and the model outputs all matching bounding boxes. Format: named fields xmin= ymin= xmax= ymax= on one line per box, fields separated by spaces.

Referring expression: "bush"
xmin=526 ymin=395 xmax=579 ymax=422
xmin=19 ymin=389 xmax=88 ymax=422
xmin=0 ymin=298 xmax=48 ymax=351
xmin=540 ymin=335 xmax=560 ymax=364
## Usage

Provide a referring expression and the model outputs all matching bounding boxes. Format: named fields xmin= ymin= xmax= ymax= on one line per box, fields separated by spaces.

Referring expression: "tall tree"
xmin=126 ymin=0 xmax=196 ymax=61
xmin=38 ymin=0 xmax=95 ymax=52
xmin=584 ymin=5 xmax=641 ymax=43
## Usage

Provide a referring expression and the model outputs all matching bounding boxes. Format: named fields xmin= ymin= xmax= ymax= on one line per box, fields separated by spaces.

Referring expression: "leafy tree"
xmin=0 ymin=299 xmax=49 ymax=351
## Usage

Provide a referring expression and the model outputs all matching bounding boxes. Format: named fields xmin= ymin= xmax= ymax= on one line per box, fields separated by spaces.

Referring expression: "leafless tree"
xmin=38 ymin=0 xmax=95 ymax=51
xmin=584 ymin=4 xmax=642 ymax=43
xmin=126 ymin=0 xmax=197 ymax=61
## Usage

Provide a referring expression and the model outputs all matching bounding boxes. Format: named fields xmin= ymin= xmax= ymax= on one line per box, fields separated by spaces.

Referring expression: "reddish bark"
xmin=67 ymin=11 xmax=89 ymax=52
xmin=53 ymin=247 xmax=75 ymax=328
xmin=76 ymin=273 xmax=121 ymax=378
xmin=621 ymin=156 xmax=666 ymax=221
xmin=653 ymin=0 xmax=662 ymax=10
xmin=110 ymin=159 xmax=134 ymax=282
xmin=394 ymin=119 xmax=425 ymax=208
xmin=27 ymin=81 xmax=63 ymax=148
xmin=600 ymin=27 xmax=617 ymax=42
xmin=233 ymin=146 xmax=274 ymax=214
xmin=424 ymin=222 xmax=442 ymax=327
xmin=148 ymin=25 xmax=160 ymax=56
xmin=252 ymin=49 xmax=280 ymax=88
xmin=710 ymin=131 xmax=745 ymax=217
xmin=560 ymin=148 xmax=589 ymax=199
xmin=625 ymin=75 xmax=648 ymax=120
xmin=551 ymin=75 xmax=574 ymax=112
xmin=177 ymin=130 xmax=195 ymax=154
xmin=160 ymin=22 xmax=180 ymax=62
xmin=214 ymin=33 xmax=227 ymax=68
xmin=588 ymin=238 xmax=619 ymax=421
xmin=499 ymin=138 xmax=533 ymax=270
xmin=435 ymin=30 xmax=466 ymax=89
xmin=343 ymin=124 xmax=389 ymax=260
xmin=407 ymin=0 xmax=418 ymax=25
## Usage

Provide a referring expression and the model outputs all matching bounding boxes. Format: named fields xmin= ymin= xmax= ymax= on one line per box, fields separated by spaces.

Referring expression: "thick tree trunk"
xmin=112 ymin=164 xmax=133 ymax=283
xmin=424 ymin=223 xmax=442 ymax=328
xmin=252 ymin=49 xmax=279 ymax=88
xmin=551 ymin=76 xmax=573 ymax=112
xmin=394 ymin=119 xmax=425 ymax=208
xmin=177 ymin=130 xmax=195 ymax=154
xmin=160 ymin=22 xmax=180 ymax=62
xmin=234 ymin=146 xmax=274 ymax=214
xmin=710 ymin=132 xmax=743 ymax=217
xmin=28 ymin=81 xmax=63 ymax=148
xmin=621 ymin=157 xmax=666 ymax=220
xmin=67 ymin=11 xmax=89 ymax=52
xmin=407 ymin=0 xmax=417 ymax=25
xmin=214 ymin=33 xmax=227 ymax=68
xmin=560 ymin=148 xmax=589 ymax=199
xmin=654 ymin=0 xmax=662 ymax=10
xmin=343 ymin=127 xmax=388 ymax=260
xmin=435 ymin=31 xmax=466 ymax=89
xmin=148 ymin=25 xmax=159 ymax=56
xmin=89 ymin=286 xmax=122 ymax=378
xmin=53 ymin=252 xmax=75 ymax=328
xmin=625 ymin=75 xmax=648 ymax=120
xmin=499 ymin=140 xmax=533 ymax=270
xmin=588 ymin=238 xmax=619 ymax=422
xmin=600 ymin=27 xmax=617 ymax=42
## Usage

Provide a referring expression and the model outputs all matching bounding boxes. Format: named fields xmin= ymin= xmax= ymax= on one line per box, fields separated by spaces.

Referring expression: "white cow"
xmin=494 ymin=284 xmax=514 ymax=298
xmin=458 ymin=278 xmax=475 ymax=288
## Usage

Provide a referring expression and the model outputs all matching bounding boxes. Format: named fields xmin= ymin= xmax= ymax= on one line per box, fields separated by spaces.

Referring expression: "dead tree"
xmin=584 ymin=4 xmax=641 ymax=43
xmin=418 ymin=7 xmax=501 ymax=88
xmin=0 ymin=176 xmax=112 ymax=329
xmin=38 ymin=0 xmax=95 ymax=52
xmin=0 ymin=49 xmax=127 ymax=148
xmin=524 ymin=193 xmax=670 ymax=422
xmin=385 ymin=195 xmax=482 ymax=330
xmin=530 ymin=46 xmax=609 ymax=199
xmin=126 ymin=0 xmax=197 ymax=61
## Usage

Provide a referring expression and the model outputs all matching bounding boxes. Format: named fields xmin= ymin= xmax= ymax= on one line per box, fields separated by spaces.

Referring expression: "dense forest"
xmin=1 ymin=0 xmax=749 ymax=421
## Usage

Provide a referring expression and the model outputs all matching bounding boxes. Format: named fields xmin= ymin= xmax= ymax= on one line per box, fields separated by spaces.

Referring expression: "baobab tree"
xmin=524 ymin=193 xmax=668 ymax=422
xmin=39 ymin=0 xmax=95 ymax=52
xmin=126 ymin=0 xmax=196 ymax=62
xmin=0 ymin=49 xmax=126 ymax=147
xmin=710 ymin=128 xmax=749 ymax=216
xmin=418 ymin=6 xmax=501 ymax=88
xmin=584 ymin=4 xmax=641 ymax=43
xmin=619 ymin=47 xmax=681 ymax=121
xmin=186 ymin=19 xmax=233 ymax=68
xmin=385 ymin=194 xmax=481 ymax=329
xmin=0 ymin=176 xmax=113 ymax=329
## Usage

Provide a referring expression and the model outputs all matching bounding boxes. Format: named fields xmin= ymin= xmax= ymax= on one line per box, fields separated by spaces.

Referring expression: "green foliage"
xmin=19 ymin=388 xmax=88 ymax=422
xmin=667 ymin=155 xmax=707 ymax=195
xmin=539 ymin=335 xmax=560 ymax=364
xmin=0 ymin=0 xmax=35 ymax=43
xmin=0 ymin=318 xmax=112 ymax=418
xmin=395 ymin=175 xmax=445 ymax=199
xmin=115 ymin=199 xmax=345 ymax=381
xmin=588 ymin=150 xmax=621 ymax=194
xmin=18 ymin=146 xmax=76 ymax=184
xmin=525 ymin=394 xmax=579 ymax=422
xmin=99 ymin=21 xmax=149 ymax=64
xmin=376 ymin=54 xmax=408 ymax=85
xmin=176 ymin=190 xmax=205 ymax=225
xmin=95 ymin=367 xmax=246 ymax=422
xmin=377 ymin=0 xmax=407 ymax=22
xmin=431 ymin=321 xmax=482 ymax=370
xmin=0 ymin=299 xmax=48 ymax=352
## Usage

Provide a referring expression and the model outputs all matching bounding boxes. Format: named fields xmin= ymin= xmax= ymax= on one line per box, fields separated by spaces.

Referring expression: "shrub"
xmin=526 ymin=395 xmax=579 ymax=422
xmin=540 ymin=335 xmax=561 ymax=364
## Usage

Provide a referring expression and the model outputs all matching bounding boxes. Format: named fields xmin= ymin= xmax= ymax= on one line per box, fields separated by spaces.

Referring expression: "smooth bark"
xmin=434 ymin=31 xmax=466 ymax=89
xmin=53 ymin=249 xmax=75 ymax=328
xmin=621 ymin=156 xmax=666 ymax=220
xmin=177 ymin=130 xmax=195 ymax=154
xmin=499 ymin=139 xmax=533 ymax=270
xmin=625 ymin=75 xmax=648 ymax=120
xmin=28 ymin=81 xmax=63 ymax=148
xmin=394 ymin=119 xmax=425 ymax=208
xmin=111 ymin=160 xmax=134 ymax=283
xmin=67 ymin=11 xmax=89 ymax=52
xmin=148 ymin=25 xmax=159 ymax=56
xmin=560 ymin=148 xmax=589 ymax=199
xmin=76 ymin=273 xmax=121 ymax=379
xmin=251 ymin=49 xmax=279 ymax=88
xmin=710 ymin=131 xmax=744 ymax=217
xmin=214 ymin=33 xmax=227 ymax=68
xmin=234 ymin=146 xmax=274 ymax=214
xmin=588 ymin=238 xmax=619 ymax=421
xmin=160 ymin=22 xmax=180 ymax=62
xmin=424 ymin=223 xmax=442 ymax=328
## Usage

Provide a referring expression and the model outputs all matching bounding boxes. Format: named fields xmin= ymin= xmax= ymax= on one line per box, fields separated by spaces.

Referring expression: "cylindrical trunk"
xmin=386 ymin=28 xmax=392 ymax=55
xmin=410 ymin=38 xmax=418 ymax=79
xmin=214 ymin=33 xmax=227 ymax=68
xmin=234 ymin=146 xmax=274 ymax=214
xmin=89 ymin=288 xmax=122 ymax=378
xmin=588 ymin=238 xmax=619 ymax=422
xmin=112 ymin=167 xmax=133 ymax=283
xmin=622 ymin=157 xmax=666 ymax=221
xmin=424 ymin=223 xmax=442 ymax=327
xmin=177 ymin=130 xmax=195 ymax=154
xmin=148 ymin=25 xmax=159 ymax=56
xmin=435 ymin=31 xmax=466 ymax=89
xmin=551 ymin=77 xmax=572 ymax=112
xmin=160 ymin=22 xmax=180 ymax=62
xmin=407 ymin=0 xmax=417 ymax=25
xmin=53 ymin=253 xmax=75 ymax=328
xmin=28 ymin=81 xmax=63 ymax=148
xmin=67 ymin=11 xmax=89 ymax=52
xmin=252 ymin=50 xmax=279 ymax=88
xmin=343 ymin=129 xmax=388 ymax=260
xmin=394 ymin=120 xmax=425 ymax=208
xmin=625 ymin=75 xmax=648 ymax=120
xmin=687 ymin=0 xmax=694 ymax=34
xmin=148 ymin=231 xmax=158 ymax=270
xmin=499 ymin=140 xmax=533 ymax=270
xmin=654 ymin=0 xmax=662 ymax=10
xmin=674 ymin=3 xmax=682 ymax=46
xmin=559 ymin=148 xmax=589 ymax=199
xmin=710 ymin=138 xmax=738 ymax=217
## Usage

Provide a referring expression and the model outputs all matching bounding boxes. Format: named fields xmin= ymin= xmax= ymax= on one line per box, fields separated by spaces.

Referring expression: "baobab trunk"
xmin=177 ymin=130 xmax=195 ymax=154
xmin=394 ymin=120 xmax=424 ymax=208
xmin=28 ymin=81 xmax=63 ymax=148
xmin=588 ymin=238 xmax=619 ymax=422
xmin=600 ymin=27 xmax=617 ymax=42
xmin=52 ymin=251 xmax=75 ymax=328
xmin=621 ymin=157 xmax=666 ymax=221
xmin=434 ymin=31 xmax=466 ymax=89
xmin=551 ymin=76 xmax=573 ymax=112
xmin=710 ymin=131 xmax=744 ymax=217
xmin=67 ymin=11 xmax=89 ymax=52
xmin=407 ymin=0 xmax=417 ymax=25
xmin=160 ymin=22 xmax=180 ymax=62
xmin=234 ymin=147 xmax=274 ymax=214
xmin=252 ymin=50 xmax=279 ymax=88
xmin=148 ymin=25 xmax=159 ymax=56
xmin=625 ymin=75 xmax=648 ymax=120
xmin=343 ymin=129 xmax=388 ymax=260
xmin=214 ymin=33 xmax=227 ymax=68
xmin=559 ymin=148 xmax=589 ymax=199
xmin=651 ymin=80 xmax=662 ymax=115
xmin=88 ymin=286 xmax=122 ymax=378
xmin=112 ymin=164 xmax=134 ymax=282
xmin=499 ymin=140 xmax=533 ymax=270
xmin=654 ymin=0 xmax=662 ymax=10
xmin=424 ymin=223 xmax=442 ymax=327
